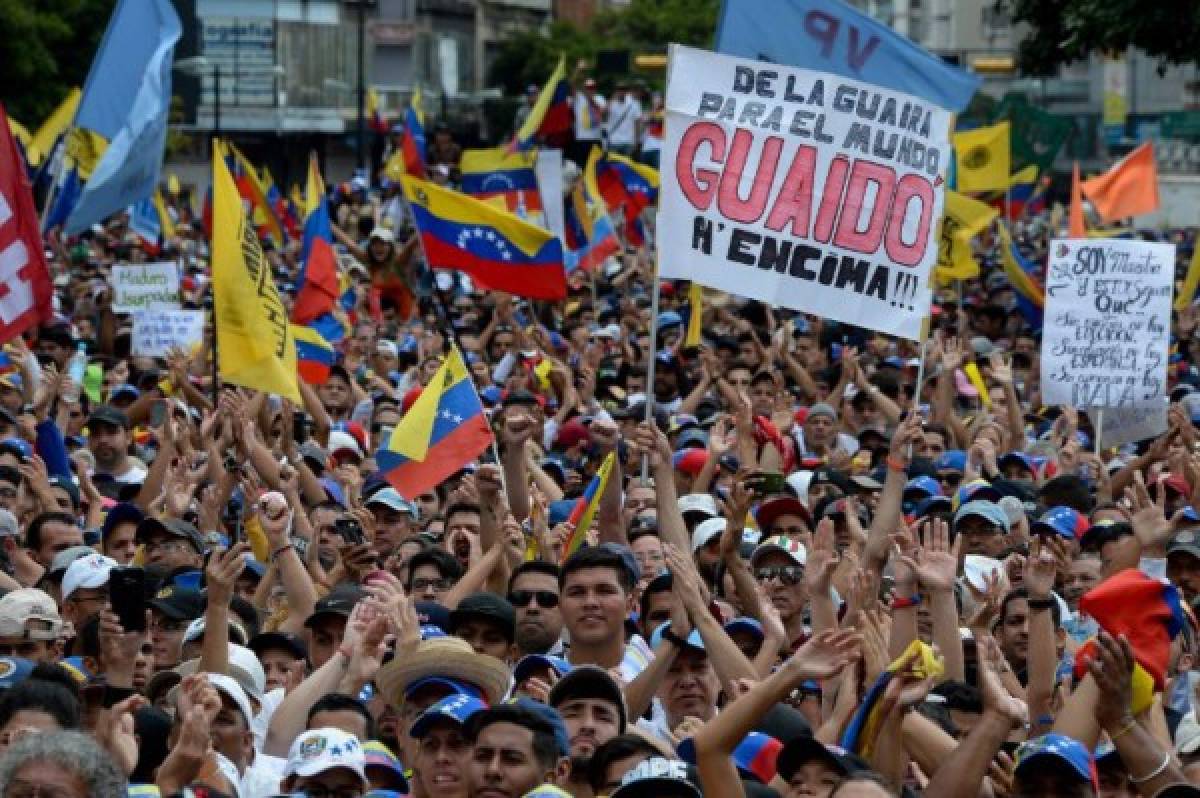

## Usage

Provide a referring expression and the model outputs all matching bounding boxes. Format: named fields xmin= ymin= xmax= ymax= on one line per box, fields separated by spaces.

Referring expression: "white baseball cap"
xmin=206 ymin=672 xmax=255 ymax=727
xmin=285 ymin=727 xmax=368 ymax=786
xmin=61 ymin=553 xmax=117 ymax=601
xmin=677 ymin=493 xmax=718 ymax=519
xmin=0 ymin=588 xmax=62 ymax=640
xmin=328 ymin=430 xmax=364 ymax=460
xmin=691 ymin=518 xmax=726 ymax=552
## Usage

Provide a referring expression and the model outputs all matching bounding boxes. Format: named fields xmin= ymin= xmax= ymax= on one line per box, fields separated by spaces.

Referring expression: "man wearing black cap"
xmin=148 ymin=585 xmax=206 ymax=669
xmin=249 ymin=631 xmax=309 ymax=693
xmin=136 ymin=516 xmax=204 ymax=572
xmin=87 ymin=404 xmax=145 ymax=484
xmin=305 ymin=584 xmax=365 ymax=668
xmin=549 ymin=665 xmax=627 ymax=790
xmin=449 ymin=591 xmax=516 ymax=662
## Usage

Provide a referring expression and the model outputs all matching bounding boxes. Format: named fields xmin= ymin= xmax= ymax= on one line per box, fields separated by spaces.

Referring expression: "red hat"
xmin=555 ymin=419 xmax=590 ymax=449
xmin=672 ymin=448 xmax=708 ymax=476
xmin=340 ymin=421 xmax=368 ymax=455
xmin=1078 ymin=568 xmax=1185 ymax=690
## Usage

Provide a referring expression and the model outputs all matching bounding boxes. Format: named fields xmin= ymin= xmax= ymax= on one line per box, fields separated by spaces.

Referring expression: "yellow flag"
xmin=963 ymin=361 xmax=991 ymax=408
xmin=167 ymin=174 xmax=181 ymax=196
xmin=211 ymin=140 xmax=300 ymax=402
xmin=7 ymin=118 xmax=37 ymax=165
xmin=685 ymin=282 xmax=703 ymax=348
xmin=32 ymin=88 xmax=81 ymax=168
xmin=953 ymin=122 xmax=1010 ymax=193
xmin=153 ymin=189 xmax=176 ymax=240
xmin=1008 ymin=164 xmax=1038 ymax=187
xmin=936 ymin=190 xmax=998 ymax=281
xmin=1177 ymin=244 xmax=1200 ymax=312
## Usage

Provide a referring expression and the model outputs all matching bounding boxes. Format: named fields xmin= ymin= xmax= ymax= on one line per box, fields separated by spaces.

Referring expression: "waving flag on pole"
xmin=563 ymin=180 xmax=619 ymax=273
xmin=561 ymin=452 xmax=617 ymax=562
xmin=401 ymin=87 xmax=426 ymax=178
xmin=376 ymin=347 xmax=493 ymax=498
xmin=0 ymin=103 xmax=54 ymax=344
xmin=292 ymin=323 xmax=337 ymax=384
xmin=128 ymin=195 xmax=163 ymax=254
xmin=460 ymin=147 xmax=542 ymax=215
xmin=31 ymin=89 xmax=81 ymax=170
xmin=227 ymin=144 xmax=285 ymax=245
xmin=292 ymin=154 xmax=340 ymax=324
xmin=367 ymin=88 xmax=389 ymax=134
xmin=1081 ymin=142 xmax=1160 ymax=223
xmin=509 ymin=55 xmax=571 ymax=152
xmin=401 ymin=175 xmax=566 ymax=300
xmin=997 ymin=222 xmax=1044 ymax=330
xmin=586 ymin=147 xmax=658 ymax=246
xmin=64 ymin=0 xmax=181 ymax=234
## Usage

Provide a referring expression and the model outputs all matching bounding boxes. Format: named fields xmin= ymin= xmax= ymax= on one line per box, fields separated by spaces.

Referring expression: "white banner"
xmin=113 ymin=261 xmax=180 ymax=313
xmin=1091 ymin=402 xmax=1169 ymax=450
xmin=658 ymin=44 xmax=951 ymax=340
xmin=536 ymin=149 xmax=565 ymax=244
xmin=132 ymin=310 xmax=205 ymax=357
xmin=1042 ymin=239 xmax=1173 ymax=408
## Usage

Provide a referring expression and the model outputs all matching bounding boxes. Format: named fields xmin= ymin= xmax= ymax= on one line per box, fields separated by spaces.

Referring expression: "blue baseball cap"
xmin=904 ymin=476 xmax=942 ymax=499
xmin=998 ymin=451 xmax=1036 ymax=475
xmin=366 ymin=487 xmax=420 ymax=519
xmin=677 ymin=730 xmax=781 ymax=784
xmin=954 ymin=500 xmax=1010 ymax=533
xmin=912 ymin=496 xmax=953 ymax=519
xmin=936 ymin=450 xmax=968 ymax=473
xmin=404 ymin=676 xmax=483 ymax=702
xmin=723 ymin=617 xmax=764 ymax=642
xmin=657 ymin=311 xmax=683 ymax=330
xmin=101 ymin=502 xmax=144 ymax=541
xmin=510 ymin=697 xmax=572 ymax=756
xmin=410 ymin=693 xmax=488 ymax=738
xmin=1031 ymin=506 xmax=1089 ymax=541
xmin=651 ymin=621 xmax=704 ymax=651
xmin=513 ymin=654 xmax=572 ymax=685
xmin=1015 ymin=733 xmax=1096 ymax=789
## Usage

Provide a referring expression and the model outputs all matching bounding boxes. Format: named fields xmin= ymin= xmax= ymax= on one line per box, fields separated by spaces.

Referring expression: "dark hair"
xmin=931 ymin=680 xmax=982 ymax=713
xmin=464 ymin=704 xmax=561 ymax=770
xmin=999 ymin=587 xmax=1061 ymax=628
xmin=444 ymin=502 xmax=481 ymax=524
xmin=405 ymin=547 xmax=463 ymax=589
xmin=307 ymin=693 xmax=375 ymax=739
xmin=25 ymin=512 xmax=79 ymax=552
xmin=560 ymin=546 xmax=634 ymax=593
xmin=0 ymin=677 xmax=81 ymax=731
xmin=586 ymin=734 xmax=662 ymax=792
xmin=1039 ymin=475 xmax=1094 ymax=515
xmin=508 ymin=561 xmax=560 ymax=595
xmin=638 ymin=573 xmax=673 ymax=624
xmin=0 ymin=465 xmax=20 ymax=487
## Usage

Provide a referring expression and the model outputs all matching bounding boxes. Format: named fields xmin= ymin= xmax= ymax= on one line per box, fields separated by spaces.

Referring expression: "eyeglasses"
xmin=411 ymin=577 xmax=454 ymax=592
xmin=144 ymin=538 xmax=190 ymax=554
xmin=508 ymin=590 xmax=559 ymax=608
xmin=754 ymin=566 xmax=804 ymax=585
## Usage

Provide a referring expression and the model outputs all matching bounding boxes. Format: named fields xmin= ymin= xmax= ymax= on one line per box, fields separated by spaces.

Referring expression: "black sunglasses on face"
xmin=508 ymin=590 xmax=559 ymax=608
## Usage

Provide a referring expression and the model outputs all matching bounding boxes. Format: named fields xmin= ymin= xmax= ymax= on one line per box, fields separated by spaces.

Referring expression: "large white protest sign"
xmin=132 ymin=310 xmax=204 ymax=357
xmin=1089 ymin=403 xmax=1169 ymax=450
xmin=658 ymin=44 xmax=951 ymax=340
xmin=535 ymin=149 xmax=565 ymax=243
xmin=113 ymin=261 xmax=181 ymax=312
xmin=1042 ymin=239 xmax=1173 ymax=408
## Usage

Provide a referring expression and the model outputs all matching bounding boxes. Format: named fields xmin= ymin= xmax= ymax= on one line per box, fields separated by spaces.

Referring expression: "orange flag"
xmin=1080 ymin=142 xmax=1160 ymax=223
xmin=1069 ymin=161 xmax=1086 ymax=237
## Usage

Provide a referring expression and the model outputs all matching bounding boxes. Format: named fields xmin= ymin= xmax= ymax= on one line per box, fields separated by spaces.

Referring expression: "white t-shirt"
xmin=98 ymin=460 xmax=148 ymax=485
xmin=575 ymin=92 xmax=607 ymax=141
xmin=606 ymin=96 xmax=643 ymax=146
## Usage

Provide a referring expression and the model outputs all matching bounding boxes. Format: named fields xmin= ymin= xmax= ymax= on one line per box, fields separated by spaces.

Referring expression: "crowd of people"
xmin=2 ymin=95 xmax=1200 ymax=798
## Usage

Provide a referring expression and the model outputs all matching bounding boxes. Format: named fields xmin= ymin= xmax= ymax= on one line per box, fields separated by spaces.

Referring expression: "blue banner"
xmin=715 ymin=0 xmax=981 ymax=112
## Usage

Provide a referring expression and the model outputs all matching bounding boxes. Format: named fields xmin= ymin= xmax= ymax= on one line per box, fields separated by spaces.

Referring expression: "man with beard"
xmin=548 ymin=666 xmax=626 ymax=794
xmin=507 ymin=561 xmax=563 ymax=657
xmin=85 ymin=406 xmax=145 ymax=485
xmin=749 ymin=536 xmax=809 ymax=650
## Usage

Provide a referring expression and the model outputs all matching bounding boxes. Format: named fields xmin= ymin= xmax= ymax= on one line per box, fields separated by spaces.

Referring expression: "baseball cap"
xmin=449 ymin=592 xmax=517 ymax=642
xmin=135 ymin=517 xmax=204 ymax=553
xmin=1031 ymin=506 xmax=1089 ymax=540
xmin=677 ymin=493 xmax=718 ymax=519
xmin=363 ymin=739 xmax=409 ymax=793
xmin=305 ymin=584 xmax=366 ymax=628
xmin=723 ymin=617 xmax=765 ymax=642
xmin=366 ymin=488 xmax=419 ymax=519
xmin=953 ymin=500 xmax=1010 ymax=533
xmin=755 ymin=497 xmax=812 ymax=531
xmin=1014 ymin=733 xmax=1096 ymax=790
xmin=285 ymin=727 xmax=368 ymax=787
xmin=611 ymin=757 xmax=701 ymax=798
xmin=776 ymin=736 xmax=866 ymax=781
xmin=750 ymin=535 xmax=807 ymax=567
xmin=513 ymin=654 xmax=572 ymax=685
xmin=147 ymin=586 xmax=206 ymax=621
xmin=410 ymin=693 xmax=488 ymax=738
xmin=0 ymin=588 xmax=62 ymax=640
xmin=672 ymin=448 xmax=708 ymax=476
xmin=650 ymin=621 xmax=705 ymax=652
xmin=548 ymin=664 xmax=628 ymax=732
xmin=0 ymin=657 xmax=34 ymax=689
xmin=508 ymin=697 xmax=571 ymax=757
xmin=954 ymin=479 xmax=1002 ymax=509
xmin=328 ymin=430 xmax=365 ymax=461
xmin=48 ymin=545 xmax=98 ymax=579
xmin=998 ymin=451 xmax=1036 ymax=475
xmin=181 ymin=618 xmax=249 ymax=647
xmin=691 ymin=517 xmax=726 ymax=552
xmin=86 ymin=405 xmax=130 ymax=430
xmin=248 ymin=631 xmax=308 ymax=662
xmin=101 ymin=502 xmax=144 ymax=541
xmin=62 ymin=553 xmax=117 ymax=600
xmin=904 ymin=476 xmax=942 ymax=500
xmin=936 ymin=450 xmax=968 ymax=473
xmin=677 ymin=731 xmax=781 ymax=784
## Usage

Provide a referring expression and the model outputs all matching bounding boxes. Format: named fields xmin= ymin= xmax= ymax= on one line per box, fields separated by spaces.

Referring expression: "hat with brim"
xmin=375 ymin=636 xmax=510 ymax=708
xmin=755 ymin=497 xmax=812 ymax=530
xmin=409 ymin=692 xmax=488 ymax=738
xmin=776 ymin=735 xmax=865 ymax=781
xmin=1014 ymin=733 xmax=1095 ymax=788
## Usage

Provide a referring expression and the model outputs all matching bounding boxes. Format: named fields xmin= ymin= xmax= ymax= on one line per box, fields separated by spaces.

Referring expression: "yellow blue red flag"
xmin=562 ymin=451 xmax=616 ymax=562
xmin=510 ymin=55 xmax=571 ymax=152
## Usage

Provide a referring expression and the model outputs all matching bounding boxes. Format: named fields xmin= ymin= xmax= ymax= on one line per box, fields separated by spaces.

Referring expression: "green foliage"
xmin=487 ymin=0 xmax=719 ymax=95
xmin=0 ymin=0 xmax=116 ymax=124
xmin=1007 ymin=0 xmax=1200 ymax=75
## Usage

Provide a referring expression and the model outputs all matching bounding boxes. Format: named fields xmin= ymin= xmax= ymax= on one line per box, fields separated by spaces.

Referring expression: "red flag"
xmin=0 ymin=104 xmax=52 ymax=344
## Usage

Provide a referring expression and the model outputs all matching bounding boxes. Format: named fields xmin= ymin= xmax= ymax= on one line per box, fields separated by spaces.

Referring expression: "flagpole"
xmin=1094 ymin=408 xmax=1103 ymax=457
xmin=640 ymin=256 xmax=661 ymax=485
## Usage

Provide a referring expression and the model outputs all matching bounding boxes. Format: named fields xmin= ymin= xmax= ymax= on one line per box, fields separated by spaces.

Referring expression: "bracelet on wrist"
xmin=886 ymin=455 xmax=908 ymax=473
xmin=1027 ymin=597 xmax=1056 ymax=611
xmin=1109 ymin=717 xmax=1137 ymax=742
xmin=892 ymin=594 xmax=923 ymax=610
xmin=1129 ymin=752 xmax=1170 ymax=784
xmin=270 ymin=543 xmax=294 ymax=561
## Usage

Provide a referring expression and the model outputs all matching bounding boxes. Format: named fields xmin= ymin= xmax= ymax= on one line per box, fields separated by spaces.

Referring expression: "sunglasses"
xmin=754 ymin=566 xmax=804 ymax=585
xmin=508 ymin=590 xmax=559 ymax=609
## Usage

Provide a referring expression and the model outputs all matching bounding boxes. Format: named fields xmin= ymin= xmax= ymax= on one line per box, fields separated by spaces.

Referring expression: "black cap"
xmin=87 ymin=404 xmax=130 ymax=430
xmin=148 ymin=586 xmax=206 ymax=620
xmin=776 ymin=735 xmax=868 ymax=781
xmin=449 ymin=592 xmax=516 ymax=642
xmin=248 ymin=631 xmax=308 ymax=661
xmin=549 ymin=665 xmax=627 ymax=732
xmin=305 ymin=584 xmax=365 ymax=627
xmin=414 ymin=601 xmax=451 ymax=633
xmin=135 ymin=517 xmax=204 ymax=553
xmin=502 ymin=389 xmax=540 ymax=408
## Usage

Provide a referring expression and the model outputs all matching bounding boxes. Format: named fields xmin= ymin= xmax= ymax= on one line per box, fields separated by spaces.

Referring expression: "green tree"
xmin=0 ymin=0 xmax=116 ymax=125
xmin=1005 ymin=0 xmax=1200 ymax=76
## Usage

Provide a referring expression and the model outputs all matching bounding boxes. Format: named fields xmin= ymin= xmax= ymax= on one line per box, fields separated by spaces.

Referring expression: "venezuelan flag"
xmin=510 ymin=55 xmax=571 ymax=152
xmin=586 ymin=147 xmax=658 ymax=246
xmin=293 ymin=154 xmax=341 ymax=324
xmin=460 ymin=148 xmax=542 ymax=214
xmin=293 ymin=323 xmax=336 ymax=384
xmin=376 ymin=347 xmax=493 ymax=498
xmin=227 ymin=144 xmax=284 ymax=245
xmin=562 ymin=451 xmax=616 ymax=562
xmin=264 ymin=168 xmax=300 ymax=241
xmin=563 ymin=181 xmax=619 ymax=273
xmin=368 ymin=87 xmax=389 ymax=134
xmin=842 ymin=641 xmax=943 ymax=757
xmin=996 ymin=222 xmax=1044 ymax=330
xmin=309 ymin=311 xmax=349 ymax=345
xmin=401 ymin=175 xmax=566 ymax=300
xmin=401 ymin=87 xmax=426 ymax=178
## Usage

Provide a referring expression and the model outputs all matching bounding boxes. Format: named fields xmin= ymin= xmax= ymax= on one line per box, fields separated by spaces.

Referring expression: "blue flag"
xmin=64 ymin=0 xmax=181 ymax=234
xmin=715 ymin=0 xmax=981 ymax=112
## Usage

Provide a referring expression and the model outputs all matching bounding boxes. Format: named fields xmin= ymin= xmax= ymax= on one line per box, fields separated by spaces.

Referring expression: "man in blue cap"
xmin=465 ymin=699 xmax=571 ymax=798
xmin=409 ymin=693 xmax=487 ymax=798
xmin=954 ymin=499 xmax=1010 ymax=559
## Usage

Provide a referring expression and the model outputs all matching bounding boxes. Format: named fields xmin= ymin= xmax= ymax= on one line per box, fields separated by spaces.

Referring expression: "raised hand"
xmin=898 ymin=518 xmax=961 ymax=594
xmin=977 ymin=635 xmax=1028 ymax=727
xmin=789 ymin=628 xmax=862 ymax=681
xmin=205 ymin=543 xmax=250 ymax=607
xmin=805 ymin=518 xmax=840 ymax=597
xmin=1127 ymin=470 xmax=1171 ymax=550
xmin=1087 ymin=631 xmax=1135 ymax=732
xmin=1022 ymin=537 xmax=1058 ymax=600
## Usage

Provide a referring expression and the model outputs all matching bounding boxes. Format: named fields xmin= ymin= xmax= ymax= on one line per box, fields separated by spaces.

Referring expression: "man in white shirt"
xmin=572 ymin=78 xmax=606 ymax=167
xmin=605 ymin=83 xmax=642 ymax=157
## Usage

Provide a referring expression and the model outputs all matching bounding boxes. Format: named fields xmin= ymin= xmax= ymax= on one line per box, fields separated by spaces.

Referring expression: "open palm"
xmin=791 ymin=628 xmax=862 ymax=681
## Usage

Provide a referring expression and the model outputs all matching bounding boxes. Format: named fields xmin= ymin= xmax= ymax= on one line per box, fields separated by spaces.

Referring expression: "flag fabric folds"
xmin=292 ymin=154 xmax=340 ymax=324
xmin=292 ymin=323 xmax=336 ymax=385
xmin=936 ymin=190 xmax=997 ymax=281
xmin=510 ymin=55 xmax=572 ymax=152
xmin=586 ymin=147 xmax=658 ymax=246
xmin=841 ymin=640 xmax=944 ymax=757
xmin=401 ymin=87 xmax=427 ymax=178
xmin=0 ymin=104 xmax=54 ymax=344
xmin=64 ymin=0 xmax=181 ymax=234
xmin=715 ymin=0 xmax=980 ymax=112
xmin=993 ymin=96 xmax=1073 ymax=175
xmin=227 ymin=144 xmax=285 ymax=245
xmin=211 ymin=141 xmax=300 ymax=402
xmin=31 ymin=89 xmax=81 ymax=170
xmin=997 ymin=222 xmax=1044 ymax=330
xmin=1176 ymin=243 xmax=1200 ymax=311
xmin=401 ymin=175 xmax=566 ymax=300
xmin=1078 ymin=568 xmax=1185 ymax=690
xmin=367 ymin=88 xmax=389 ymax=133
xmin=376 ymin=347 xmax=493 ymax=499
xmin=128 ymin=195 xmax=163 ymax=254
xmin=684 ymin=283 xmax=704 ymax=349
xmin=953 ymin=122 xmax=1010 ymax=193
xmin=460 ymin=148 xmax=542 ymax=215
xmin=562 ymin=451 xmax=617 ymax=562
xmin=1080 ymin=142 xmax=1160 ymax=223
xmin=563 ymin=181 xmax=620 ymax=273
